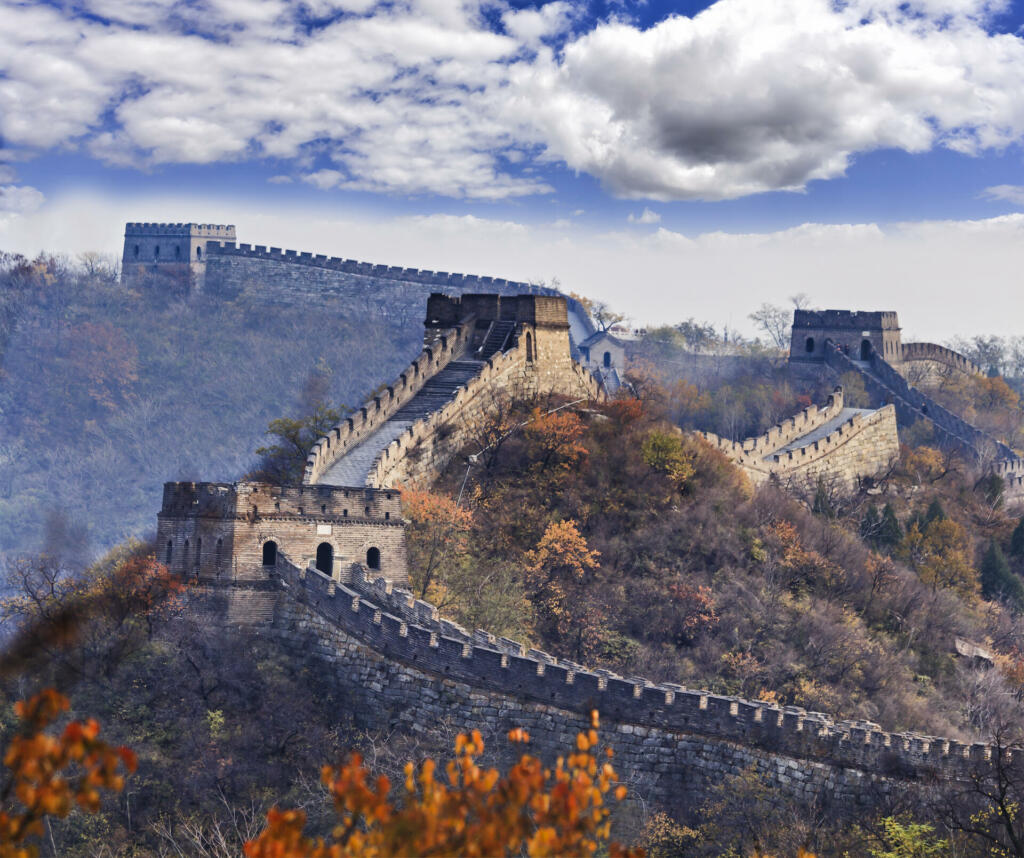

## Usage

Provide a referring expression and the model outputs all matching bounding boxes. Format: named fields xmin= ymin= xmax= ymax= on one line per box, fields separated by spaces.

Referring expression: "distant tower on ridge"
xmin=121 ymin=222 xmax=236 ymax=291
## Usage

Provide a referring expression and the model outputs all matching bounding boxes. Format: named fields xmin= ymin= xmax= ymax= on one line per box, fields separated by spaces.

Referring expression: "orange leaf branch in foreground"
xmin=244 ymin=710 xmax=644 ymax=858
xmin=0 ymin=689 xmax=137 ymax=858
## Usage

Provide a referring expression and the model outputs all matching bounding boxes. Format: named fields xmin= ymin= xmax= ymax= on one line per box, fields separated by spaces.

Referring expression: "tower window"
xmin=197 ymin=246 xmax=202 ymax=260
xmin=154 ymin=245 xmax=160 ymax=258
xmin=133 ymin=244 xmax=139 ymax=258
xmin=805 ymin=337 xmax=815 ymax=353
xmin=366 ymin=547 xmax=381 ymax=570
xmin=174 ymin=245 xmax=181 ymax=259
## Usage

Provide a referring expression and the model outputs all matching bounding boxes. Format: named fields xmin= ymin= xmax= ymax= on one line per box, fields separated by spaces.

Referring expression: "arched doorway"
xmin=165 ymin=540 xmax=173 ymax=564
xmin=366 ymin=547 xmax=381 ymax=570
xmin=603 ymin=350 xmax=612 ymax=368
xmin=316 ymin=542 xmax=333 ymax=574
xmin=860 ymin=339 xmax=872 ymax=360
xmin=262 ymin=540 xmax=278 ymax=566
xmin=805 ymin=336 xmax=815 ymax=353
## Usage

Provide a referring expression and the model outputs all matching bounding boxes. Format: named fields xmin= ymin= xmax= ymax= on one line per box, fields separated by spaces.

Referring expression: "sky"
xmin=2 ymin=0 xmax=1024 ymax=339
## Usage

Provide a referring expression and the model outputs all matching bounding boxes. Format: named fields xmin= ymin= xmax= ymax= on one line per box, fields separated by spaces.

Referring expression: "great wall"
xmin=143 ymin=222 xmax=1024 ymax=819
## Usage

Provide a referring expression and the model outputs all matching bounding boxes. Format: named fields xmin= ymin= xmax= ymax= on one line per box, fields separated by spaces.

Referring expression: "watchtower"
xmin=122 ymin=223 xmax=236 ymax=291
xmin=790 ymin=310 xmax=903 ymax=364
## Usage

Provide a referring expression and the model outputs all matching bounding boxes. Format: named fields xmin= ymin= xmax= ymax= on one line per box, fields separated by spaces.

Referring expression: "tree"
xmin=980 ymin=540 xmax=1024 ymax=610
xmin=253 ymin=402 xmax=348 ymax=484
xmin=244 ymin=712 xmax=642 ymax=858
xmin=641 ymin=431 xmax=695 ymax=490
xmin=898 ymin=518 xmax=978 ymax=598
xmin=748 ymin=303 xmax=790 ymax=350
xmin=591 ymin=300 xmax=625 ymax=332
xmin=878 ymin=504 xmax=902 ymax=549
xmin=0 ymin=689 xmax=136 ymax=855
xmin=402 ymin=488 xmax=474 ymax=601
xmin=524 ymin=520 xmax=603 ymax=660
xmin=523 ymin=408 xmax=588 ymax=472
xmin=1010 ymin=517 xmax=1024 ymax=558
xmin=868 ymin=816 xmax=949 ymax=857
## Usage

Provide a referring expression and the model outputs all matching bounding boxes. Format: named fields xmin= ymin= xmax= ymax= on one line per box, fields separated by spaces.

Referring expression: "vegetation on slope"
xmin=0 ymin=252 xmax=421 ymax=561
xmin=410 ymin=385 xmax=1024 ymax=743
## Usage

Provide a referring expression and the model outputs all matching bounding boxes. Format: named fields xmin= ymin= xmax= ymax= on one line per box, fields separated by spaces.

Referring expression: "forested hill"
xmin=0 ymin=253 xmax=422 ymax=562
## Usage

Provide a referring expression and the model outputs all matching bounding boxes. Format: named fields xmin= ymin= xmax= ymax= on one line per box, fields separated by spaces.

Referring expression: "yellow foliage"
xmin=0 ymin=690 xmax=137 ymax=858
xmin=244 ymin=711 xmax=644 ymax=858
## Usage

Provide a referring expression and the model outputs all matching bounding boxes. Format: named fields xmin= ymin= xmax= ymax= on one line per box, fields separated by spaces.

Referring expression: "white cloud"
xmin=267 ymin=175 xmax=293 ymax=184
xmin=628 ymin=207 xmax=661 ymax=224
xmin=981 ymin=184 xmax=1024 ymax=205
xmin=0 ymin=185 xmax=44 ymax=215
xmin=513 ymin=0 xmax=1024 ymax=199
xmin=1 ymin=0 xmax=1024 ymax=200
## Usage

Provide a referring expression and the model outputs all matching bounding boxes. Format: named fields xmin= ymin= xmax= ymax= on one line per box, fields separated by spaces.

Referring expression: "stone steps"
xmin=476 ymin=321 xmax=515 ymax=360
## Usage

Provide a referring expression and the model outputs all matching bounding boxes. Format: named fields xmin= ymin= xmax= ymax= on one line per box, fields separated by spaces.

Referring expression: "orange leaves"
xmin=523 ymin=408 xmax=588 ymax=471
xmin=524 ymin=520 xmax=600 ymax=585
xmin=1 ymin=689 xmax=136 ymax=857
xmin=244 ymin=712 xmax=642 ymax=858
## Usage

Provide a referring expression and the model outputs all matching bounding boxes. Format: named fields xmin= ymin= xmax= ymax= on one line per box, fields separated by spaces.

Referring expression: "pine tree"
xmin=923 ymin=499 xmax=946 ymax=526
xmin=1010 ymin=517 xmax=1024 ymax=558
xmin=980 ymin=540 xmax=1024 ymax=610
xmin=860 ymin=506 xmax=880 ymax=543
xmin=878 ymin=504 xmax=902 ymax=549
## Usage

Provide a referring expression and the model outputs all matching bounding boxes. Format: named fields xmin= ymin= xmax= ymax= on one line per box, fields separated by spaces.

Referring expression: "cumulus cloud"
xmin=0 ymin=184 xmax=45 ymax=215
xmin=981 ymin=184 xmax=1024 ymax=204
xmin=628 ymin=207 xmax=661 ymax=224
xmin=1 ymin=0 xmax=1024 ymax=200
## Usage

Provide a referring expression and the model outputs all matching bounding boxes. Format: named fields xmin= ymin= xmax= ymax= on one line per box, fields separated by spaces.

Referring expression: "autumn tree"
xmin=898 ymin=518 xmax=978 ymax=598
xmin=523 ymin=407 xmax=588 ymax=472
xmin=244 ymin=711 xmax=643 ymax=858
xmin=252 ymin=402 xmax=348 ymax=483
xmin=641 ymin=431 xmax=695 ymax=491
xmin=524 ymin=520 xmax=603 ymax=660
xmin=402 ymin=488 xmax=474 ymax=601
xmin=0 ymin=689 xmax=136 ymax=856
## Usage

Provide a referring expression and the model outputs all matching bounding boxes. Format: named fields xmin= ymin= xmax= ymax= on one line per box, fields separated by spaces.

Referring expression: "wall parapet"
xmin=205 ymin=241 xmax=561 ymax=298
xmin=303 ymin=319 xmax=476 ymax=485
xmin=901 ymin=342 xmax=983 ymax=377
xmin=364 ymin=330 xmax=602 ymax=488
xmin=696 ymin=387 xmax=846 ymax=467
xmin=271 ymin=553 xmax=1009 ymax=782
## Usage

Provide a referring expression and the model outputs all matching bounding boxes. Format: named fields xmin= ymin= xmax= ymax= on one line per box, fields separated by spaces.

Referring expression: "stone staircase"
xmin=320 ymin=359 xmax=485 ymax=486
xmin=476 ymin=321 xmax=515 ymax=360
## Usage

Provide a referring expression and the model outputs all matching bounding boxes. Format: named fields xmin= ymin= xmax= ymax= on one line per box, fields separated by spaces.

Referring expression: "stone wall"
xmin=697 ymin=388 xmax=900 ymax=491
xmin=790 ymin=310 xmax=903 ymax=364
xmin=899 ymin=343 xmax=983 ymax=390
xmin=216 ymin=555 xmax=1015 ymax=818
xmin=303 ymin=320 xmax=476 ymax=485
xmin=157 ymin=481 xmax=409 ymax=586
xmin=368 ymin=322 xmax=601 ymax=489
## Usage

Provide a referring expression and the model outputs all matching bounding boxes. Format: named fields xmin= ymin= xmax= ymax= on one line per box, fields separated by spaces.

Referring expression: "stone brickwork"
xmin=698 ymin=388 xmax=900 ymax=491
xmin=199 ymin=553 xmax=1014 ymax=817
xmin=122 ymin=223 xmax=236 ymax=290
xmin=790 ymin=310 xmax=903 ymax=364
xmin=156 ymin=481 xmax=408 ymax=586
xmin=306 ymin=293 xmax=602 ymax=490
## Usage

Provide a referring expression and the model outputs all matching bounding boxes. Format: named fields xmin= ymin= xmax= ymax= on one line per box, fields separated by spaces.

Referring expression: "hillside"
xmin=414 ymin=387 xmax=1024 ymax=743
xmin=0 ymin=252 xmax=422 ymax=562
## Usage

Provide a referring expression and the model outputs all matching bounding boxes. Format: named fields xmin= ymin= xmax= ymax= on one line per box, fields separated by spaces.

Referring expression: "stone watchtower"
xmin=790 ymin=310 xmax=903 ymax=364
xmin=122 ymin=223 xmax=236 ymax=291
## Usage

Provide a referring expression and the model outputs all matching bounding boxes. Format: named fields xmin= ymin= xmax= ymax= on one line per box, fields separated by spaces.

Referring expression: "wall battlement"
xmin=304 ymin=319 xmax=477 ymax=485
xmin=204 ymin=241 xmax=554 ymax=296
xmin=901 ymin=342 xmax=984 ymax=378
xmin=125 ymin=223 xmax=236 ymax=236
xmin=697 ymin=388 xmax=899 ymax=489
xmin=271 ymin=553 xmax=1010 ymax=786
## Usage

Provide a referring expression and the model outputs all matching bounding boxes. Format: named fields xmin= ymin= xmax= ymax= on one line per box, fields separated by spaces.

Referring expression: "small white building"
xmin=579 ymin=330 xmax=626 ymax=393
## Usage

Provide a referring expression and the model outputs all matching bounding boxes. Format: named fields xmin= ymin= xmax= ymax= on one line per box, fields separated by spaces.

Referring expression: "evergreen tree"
xmin=812 ymin=478 xmax=835 ymax=519
xmin=878 ymin=504 xmax=902 ymax=549
xmin=1010 ymin=516 xmax=1024 ymax=558
xmin=980 ymin=540 xmax=1024 ymax=610
xmin=860 ymin=505 xmax=880 ymax=543
xmin=923 ymin=499 xmax=946 ymax=526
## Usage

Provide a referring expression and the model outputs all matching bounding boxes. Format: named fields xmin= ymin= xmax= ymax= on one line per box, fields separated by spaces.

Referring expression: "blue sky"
xmin=3 ymin=0 xmax=1024 ymax=336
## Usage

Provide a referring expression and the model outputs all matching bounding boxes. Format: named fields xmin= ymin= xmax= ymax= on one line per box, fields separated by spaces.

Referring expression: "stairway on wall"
xmin=319 ymin=359 xmax=486 ymax=486
xmin=828 ymin=343 xmax=1018 ymax=463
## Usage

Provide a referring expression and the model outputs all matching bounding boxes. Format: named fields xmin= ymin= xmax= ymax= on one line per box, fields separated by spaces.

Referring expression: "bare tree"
xmin=748 ymin=303 xmax=790 ymax=350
